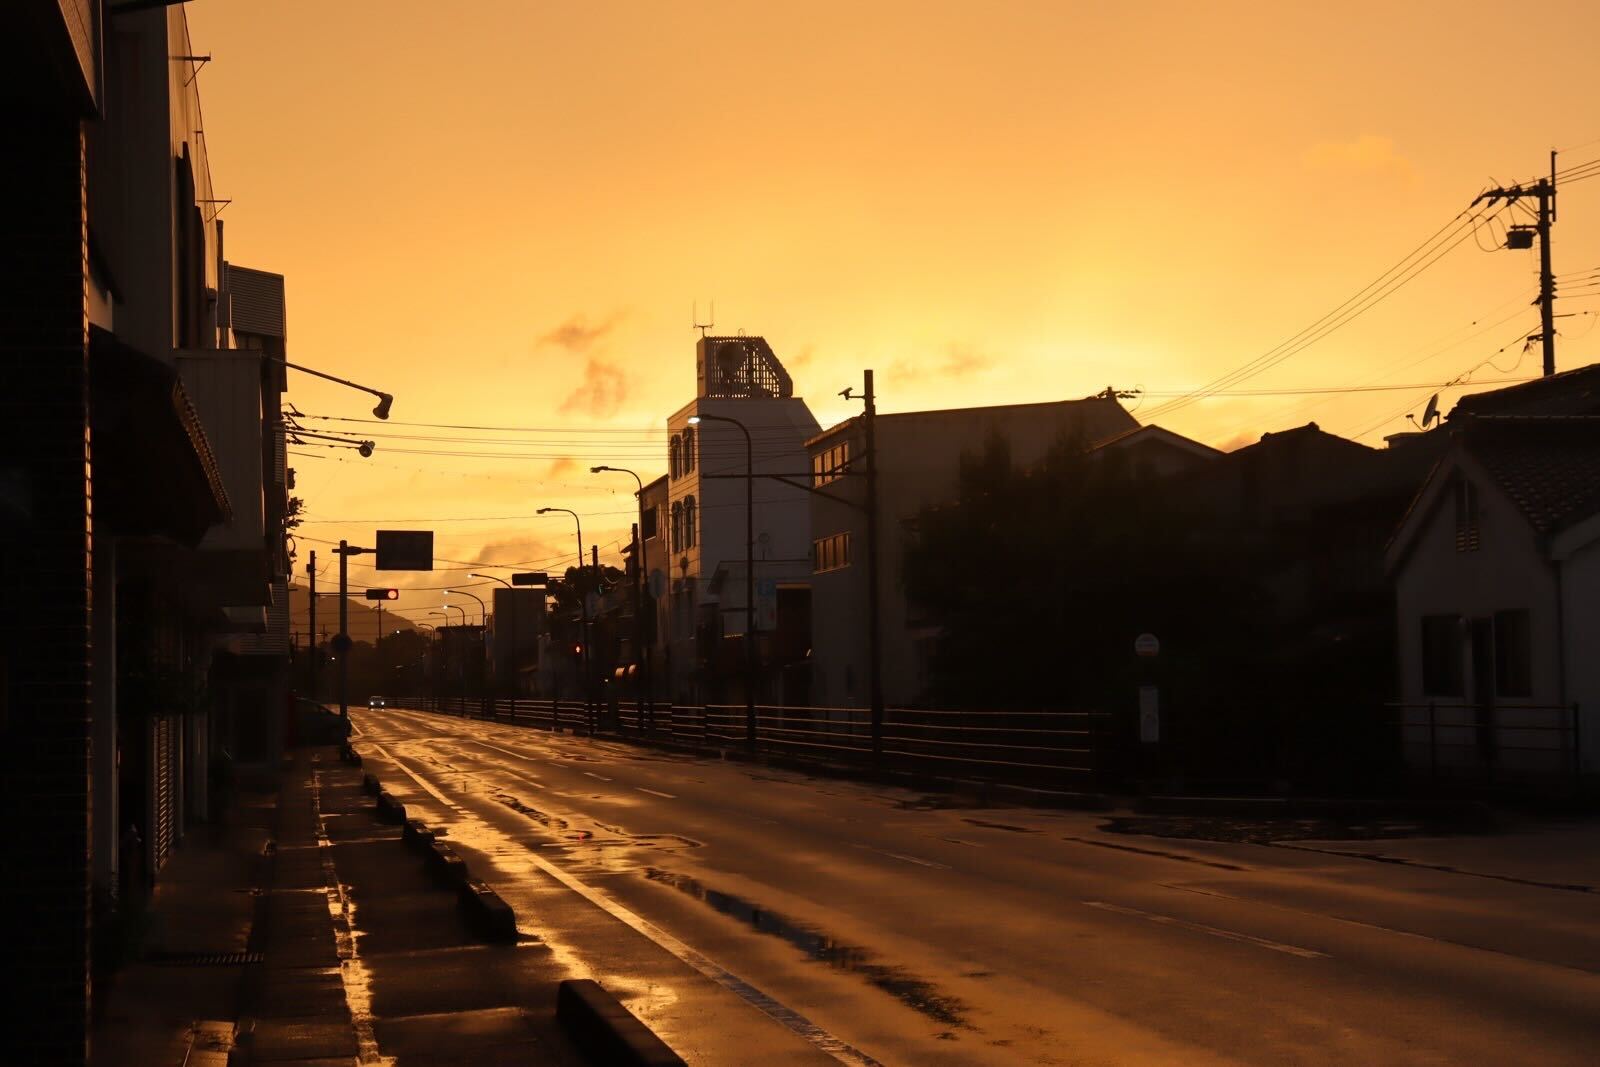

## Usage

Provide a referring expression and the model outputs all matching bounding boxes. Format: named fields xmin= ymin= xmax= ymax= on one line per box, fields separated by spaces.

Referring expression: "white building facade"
xmin=1387 ymin=420 xmax=1600 ymax=783
xmin=662 ymin=336 xmax=819 ymax=704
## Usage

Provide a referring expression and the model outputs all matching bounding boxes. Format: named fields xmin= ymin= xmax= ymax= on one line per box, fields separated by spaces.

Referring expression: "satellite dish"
xmin=1421 ymin=393 xmax=1440 ymax=428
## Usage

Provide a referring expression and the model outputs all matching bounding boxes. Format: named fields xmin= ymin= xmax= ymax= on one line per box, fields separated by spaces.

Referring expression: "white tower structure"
xmin=662 ymin=336 xmax=819 ymax=704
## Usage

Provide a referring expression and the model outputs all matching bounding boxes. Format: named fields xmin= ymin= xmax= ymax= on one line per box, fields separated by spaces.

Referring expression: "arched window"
xmin=683 ymin=427 xmax=696 ymax=473
xmin=671 ymin=500 xmax=683 ymax=551
xmin=684 ymin=495 xmax=697 ymax=547
xmin=669 ymin=435 xmax=682 ymax=480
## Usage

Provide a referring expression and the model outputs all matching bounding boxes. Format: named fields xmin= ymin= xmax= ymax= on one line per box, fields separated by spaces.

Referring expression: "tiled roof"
xmin=1451 ymin=362 xmax=1600 ymax=418
xmin=1465 ymin=418 xmax=1600 ymax=534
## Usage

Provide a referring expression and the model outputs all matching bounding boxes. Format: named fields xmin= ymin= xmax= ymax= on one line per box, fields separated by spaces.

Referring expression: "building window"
xmin=683 ymin=427 xmax=696 ymax=473
xmin=1494 ymin=610 xmax=1533 ymax=697
xmin=641 ymin=504 xmax=658 ymax=541
xmin=671 ymin=500 xmax=683 ymax=551
xmin=812 ymin=440 xmax=851 ymax=487
xmin=812 ymin=532 xmax=852 ymax=573
xmin=670 ymin=435 xmax=682 ymax=480
xmin=1420 ymin=614 xmax=1463 ymax=697
xmin=1454 ymin=478 xmax=1480 ymax=552
xmin=683 ymin=495 xmax=697 ymax=548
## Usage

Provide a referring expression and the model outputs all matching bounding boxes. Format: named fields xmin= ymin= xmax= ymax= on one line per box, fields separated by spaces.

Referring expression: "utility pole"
xmin=332 ymin=540 xmax=371 ymax=720
xmin=1474 ymin=152 xmax=1558 ymax=376
xmin=863 ymin=369 xmax=884 ymax=759
xmin=307 ymin=550 xmax=317 ymax=703
xmin=591 ymin=543 xmax=600 ymax=734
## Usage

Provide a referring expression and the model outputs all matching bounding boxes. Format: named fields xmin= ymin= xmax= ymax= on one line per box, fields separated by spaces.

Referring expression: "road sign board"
xmin=1134 ymin=632 xmax=1160 ymax=657
xmin=511 ymin=571 xmax=548 ymax=587
xmin=375 ymin=530 xmax=433 ymax=571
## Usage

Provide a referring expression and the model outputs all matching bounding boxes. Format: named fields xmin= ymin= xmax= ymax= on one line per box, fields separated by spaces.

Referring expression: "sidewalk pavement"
xmin=1291 ymin=816 xmax=1600 ymax=891
xmin=92 ymin=746 xmax=592 ymax=1067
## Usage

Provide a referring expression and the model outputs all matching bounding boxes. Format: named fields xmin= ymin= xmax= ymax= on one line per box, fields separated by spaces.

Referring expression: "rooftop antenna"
xmin=693 ymin=299 xmax=715 ymax=338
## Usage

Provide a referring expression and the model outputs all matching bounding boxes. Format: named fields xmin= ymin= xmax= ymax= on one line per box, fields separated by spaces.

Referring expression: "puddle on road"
xmin=962 ymin=818 xmax=1039 ymax=834
xmin=642 ymin=867 xmax=967 ymax=1027
xmin=493 ymin=792 xmax=570 ymax=832
xmin=494 ymin=794 xmax=701 ymax=853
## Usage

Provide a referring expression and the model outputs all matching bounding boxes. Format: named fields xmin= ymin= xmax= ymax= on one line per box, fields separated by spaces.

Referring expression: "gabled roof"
xmin=1386 ymin=417 xmax=1600 ymax=571
xmin=1089 ymin=423 xmax=1223 ymax=460
xmin=1450 ymin=362 xmax=1600 ymax=418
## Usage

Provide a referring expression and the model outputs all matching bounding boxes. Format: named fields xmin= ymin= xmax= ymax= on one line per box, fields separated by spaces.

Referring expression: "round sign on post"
xmin=1134 ymin=633 xmax=1160 ymax=658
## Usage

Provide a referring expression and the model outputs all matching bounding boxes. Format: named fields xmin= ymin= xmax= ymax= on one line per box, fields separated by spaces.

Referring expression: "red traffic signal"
xmin=365 ymin=588 xmax=400 ymax=600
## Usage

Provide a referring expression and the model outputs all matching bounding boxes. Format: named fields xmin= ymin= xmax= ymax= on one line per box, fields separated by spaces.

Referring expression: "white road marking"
xmin=470 ymin=739 xmax=550 ymax=771
xmin=852 ymin=844 xmax=951 ymax=870
xmin=1083 ymin=900 xmax=1328 ymax=959
xmin=366 ymin=733 xmax=882 ymax=1066
xmin=637 ymin=787 xmax=676 ymax=799
xmin=583 ymin=771 xmax=614 ymax=782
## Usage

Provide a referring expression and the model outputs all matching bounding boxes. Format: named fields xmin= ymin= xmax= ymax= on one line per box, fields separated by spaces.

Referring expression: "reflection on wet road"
xmin=353 ymin=706 xmax=1600 ymax=1066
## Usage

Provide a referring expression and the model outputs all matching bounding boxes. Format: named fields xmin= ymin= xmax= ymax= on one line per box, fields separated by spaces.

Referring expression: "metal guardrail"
xmin=1389 ymin=701 xmax=1582 ymax=783
xmin=400 ymin=695 xmax=1107 ymax=789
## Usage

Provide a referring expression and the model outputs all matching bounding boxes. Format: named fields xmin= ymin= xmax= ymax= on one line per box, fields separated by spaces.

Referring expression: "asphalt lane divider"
xmin=557 ymin=978 xmax=687 ymax=1067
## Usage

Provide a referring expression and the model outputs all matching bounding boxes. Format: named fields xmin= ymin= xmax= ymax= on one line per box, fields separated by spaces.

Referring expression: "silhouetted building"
xmin=2 ymin=7 xmax=293 ymax=1057
xmin=807 ymin=395 xmax=1138 ymax=708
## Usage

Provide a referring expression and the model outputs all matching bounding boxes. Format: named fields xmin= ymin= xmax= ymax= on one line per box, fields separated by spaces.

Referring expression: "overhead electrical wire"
xmin=1140 ymin=198 xmax=1515 ymax=422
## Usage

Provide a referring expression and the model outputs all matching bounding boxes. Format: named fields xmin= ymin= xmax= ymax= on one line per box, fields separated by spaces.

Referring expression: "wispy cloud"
xmin=473 ymin=536 xmax=559 ymax=566
xmin=543 ymin=456 xmax=578 ymax=479
xmin=537 ymin=312 xmax=625 ymax=354
xmin=889 ymin=342 xmax=998 ymax=382
xmin=1302 ymin=135 xmax=1418 ymax=186
xmin=558 ymin=356 xmax=628 ymax=418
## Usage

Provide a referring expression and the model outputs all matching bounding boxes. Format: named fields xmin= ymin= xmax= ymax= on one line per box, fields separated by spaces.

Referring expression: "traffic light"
xmin=365 ymin=588 xmax=400 ymax=600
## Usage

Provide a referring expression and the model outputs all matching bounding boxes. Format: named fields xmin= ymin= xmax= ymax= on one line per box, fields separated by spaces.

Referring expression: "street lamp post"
xmin=427 ymin=611 xmax=448 ymax=710
xmin=471 ymin=573 xmax=515 ymax=709
xmin=591 ymin=465 xmax=653 ymax=729
xmin=443 ymin=604 xmax=467 ymax=712
xmin=538 ymin=507 xmax=591 ymax=718
xmin=448 ymin=588 xmax=489 ymax=717
xmin=687 ymin=413 xmax=756 ymax=747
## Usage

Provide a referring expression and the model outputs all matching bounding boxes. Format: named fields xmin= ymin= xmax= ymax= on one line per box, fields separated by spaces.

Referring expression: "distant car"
xmin=368 ymin=695 xmax=387 ymax=709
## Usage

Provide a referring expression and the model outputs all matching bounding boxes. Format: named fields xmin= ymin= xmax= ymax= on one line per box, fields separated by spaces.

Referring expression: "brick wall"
xmin=0 ymin=88 xmax=96 ymax=1066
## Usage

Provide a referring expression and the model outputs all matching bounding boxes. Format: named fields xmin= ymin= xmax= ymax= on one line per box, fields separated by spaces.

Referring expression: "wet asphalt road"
xmin=351 ymin=705 xmax=1600 ymax=1066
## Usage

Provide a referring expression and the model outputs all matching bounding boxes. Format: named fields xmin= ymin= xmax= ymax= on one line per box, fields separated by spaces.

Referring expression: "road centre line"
xmin=852 ymin=843 xmax=951 ymax=870
xmin=359 ymin=736 xmax=882 ymax=1066
xmin=467 ymin=739 xmax=550 ymax=773
xmin=583 ymin=771 xmax=614 ymax=782
xmin=1083 ymin=900 xmax=1328 ymax=959
xmin=637 ymin=787 xmax=676 ymax=799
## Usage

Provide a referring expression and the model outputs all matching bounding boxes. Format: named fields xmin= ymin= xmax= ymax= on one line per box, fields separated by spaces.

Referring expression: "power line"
xmin=1141 ymin=199 xmax=1511 ymax=421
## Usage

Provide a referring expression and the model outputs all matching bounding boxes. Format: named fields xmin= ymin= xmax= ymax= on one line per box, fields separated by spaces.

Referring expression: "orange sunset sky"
xmin=184 ymin=1 xmax=1600 ymax=618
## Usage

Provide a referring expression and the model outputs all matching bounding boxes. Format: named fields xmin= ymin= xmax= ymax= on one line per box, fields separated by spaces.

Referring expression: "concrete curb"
xmin=360 ymin=778 xmax=516 ymax=945
xmin=426 ymin=839 xmax=468 ymax=887
xmin=375 ymin=789 xmax=407 ymax=824
xmin=1132 ymin=794 xmax=1495 ymax=822
xmin=556 ymin=979 xmax=685 ymax=1067
xmin=361 ymin=772 xmax=380 ymax=796
xmin=458 ymin=878 xmax=518 ymax=942
xmin=402 ymin=817 xmax=435 ymax=850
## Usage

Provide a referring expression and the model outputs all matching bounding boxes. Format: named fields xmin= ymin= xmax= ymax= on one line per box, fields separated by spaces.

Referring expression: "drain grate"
xmin=148 ymin=950 xmax=262 ymax=966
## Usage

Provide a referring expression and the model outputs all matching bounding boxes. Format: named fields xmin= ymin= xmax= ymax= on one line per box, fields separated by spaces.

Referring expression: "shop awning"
xmin=90 ymin=326 xmax=230 ymax=546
